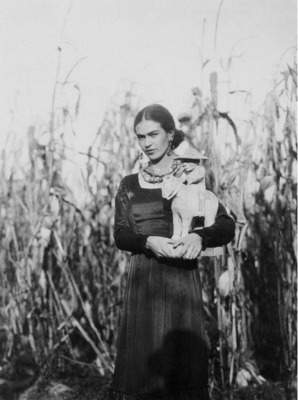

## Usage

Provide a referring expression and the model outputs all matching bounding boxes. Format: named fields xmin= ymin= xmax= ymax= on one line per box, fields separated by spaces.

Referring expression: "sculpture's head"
xmin=174 ymin=148 xmax=208 ymax=174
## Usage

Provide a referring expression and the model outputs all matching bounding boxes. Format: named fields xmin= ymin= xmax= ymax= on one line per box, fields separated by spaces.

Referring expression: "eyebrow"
xmin=137 ymin=130 xmax=159 ymax=137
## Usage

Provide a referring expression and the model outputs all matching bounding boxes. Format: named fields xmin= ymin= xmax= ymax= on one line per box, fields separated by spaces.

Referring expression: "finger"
xmin=191 ymin=250 xmax=199 ymax=259
xmin=192 ymin=242 xmax=202 ymax=258
xmin=186 ymin=246 xmax=196 ymax=260
xmin=180 ymin=247 xmax=188 ymax=258
xmin=180 ymin=241 xmax=191 ymax=253
xmin=166 ymin=243 xmax=178 ymax=256
xmin=188 ymin=245 xmax=198 ymax=259
xmin=175 ymin=246 xmax=184 ymax=258
xmin=184 ymin=250 xmax=193 ymax=260
xmin=190 ymin=250 xmax=199 ymax=259
xmin=172 ymin=242 xmax=184 ymax=249
xmin=173 ymin=243 xmax=185 ymax=257
xmin=162 ymin=245 xmax=177 ymax=258
xmin=171 ymin=238 xmax=186 ymax=248
xmin=167 ymin=239 xmax=176 ymax=244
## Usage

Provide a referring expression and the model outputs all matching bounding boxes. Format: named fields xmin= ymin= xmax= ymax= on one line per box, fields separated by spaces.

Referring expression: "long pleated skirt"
xmin=108 ymin=254 xmax=210 ymax=400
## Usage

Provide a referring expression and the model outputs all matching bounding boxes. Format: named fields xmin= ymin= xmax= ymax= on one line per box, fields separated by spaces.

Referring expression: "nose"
xmin=144 ymin=137 xmax=152 ymax=148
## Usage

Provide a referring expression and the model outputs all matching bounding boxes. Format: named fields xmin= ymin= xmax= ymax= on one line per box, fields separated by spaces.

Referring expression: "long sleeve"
xmin=192 ymin=202 xmax=235 ymax=249
xmin=114 ymin=178 xmax=149 ymax=253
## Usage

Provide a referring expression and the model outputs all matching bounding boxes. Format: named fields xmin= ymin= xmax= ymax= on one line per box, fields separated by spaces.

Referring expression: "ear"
xmin=168 ymin=130 xmax=174 ymax=141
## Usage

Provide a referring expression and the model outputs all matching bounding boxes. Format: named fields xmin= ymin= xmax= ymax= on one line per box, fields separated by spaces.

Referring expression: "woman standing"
xmin=108 ymin=104 xmax=235 ymax=400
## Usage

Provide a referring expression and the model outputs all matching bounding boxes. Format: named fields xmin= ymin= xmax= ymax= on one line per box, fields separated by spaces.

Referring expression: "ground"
xmin=19 ymin=375 xmax=111 ymax=400
xmin=20 ymin=376 xmax=294 ymax=400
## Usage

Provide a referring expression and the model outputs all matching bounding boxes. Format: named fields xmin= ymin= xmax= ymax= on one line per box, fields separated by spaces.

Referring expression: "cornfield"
xmin=0 ymin=54 xmax=296 ymax=399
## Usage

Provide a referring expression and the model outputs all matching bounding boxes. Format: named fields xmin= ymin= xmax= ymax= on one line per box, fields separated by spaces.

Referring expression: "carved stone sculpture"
xmin=162 ymin=149 xmax=223 ymax=257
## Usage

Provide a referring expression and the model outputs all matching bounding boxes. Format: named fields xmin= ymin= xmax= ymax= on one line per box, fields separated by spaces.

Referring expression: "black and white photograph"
xmin=0 ymin=1 xmax=296 ymax=399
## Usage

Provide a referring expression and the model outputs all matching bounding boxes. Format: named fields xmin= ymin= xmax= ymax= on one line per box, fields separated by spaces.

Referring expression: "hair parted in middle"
xmin=133 ymin=104 xmax=184 ymax=150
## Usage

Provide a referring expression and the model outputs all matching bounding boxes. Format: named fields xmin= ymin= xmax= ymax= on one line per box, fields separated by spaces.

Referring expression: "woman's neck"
xmin=149 ymin=154 xmax=175 ymax=170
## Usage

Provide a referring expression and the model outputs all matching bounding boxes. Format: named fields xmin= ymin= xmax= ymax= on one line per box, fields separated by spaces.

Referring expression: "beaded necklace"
xmin=141 ymin=160 xmax=182 ymax=184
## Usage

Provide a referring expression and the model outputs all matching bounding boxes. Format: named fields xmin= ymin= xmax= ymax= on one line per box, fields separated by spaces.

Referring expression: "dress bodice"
xmin=126 ymin=174 xmax=173 ymax=238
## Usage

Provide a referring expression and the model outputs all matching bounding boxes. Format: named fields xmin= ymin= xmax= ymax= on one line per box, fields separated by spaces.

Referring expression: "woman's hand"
xmin=170 ymin=233 xmax=202 ymax=259
xmin=145 ymin=236 xmax=183 ymax=258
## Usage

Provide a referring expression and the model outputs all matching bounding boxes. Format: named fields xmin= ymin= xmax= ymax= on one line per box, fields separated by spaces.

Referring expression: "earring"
xmin=167 ymin=141 xmax=173 ymax=156
xmin=139 ymin=152 xmax=144 ymax=160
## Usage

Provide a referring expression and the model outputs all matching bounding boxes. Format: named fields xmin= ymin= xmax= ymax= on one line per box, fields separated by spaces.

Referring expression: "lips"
xmin=146 ymin=150 xmax=155 ymax=155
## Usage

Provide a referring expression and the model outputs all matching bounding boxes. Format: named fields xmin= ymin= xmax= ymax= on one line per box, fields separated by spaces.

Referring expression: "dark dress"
xmin=108 ymin=174 xmax=235 ymax=400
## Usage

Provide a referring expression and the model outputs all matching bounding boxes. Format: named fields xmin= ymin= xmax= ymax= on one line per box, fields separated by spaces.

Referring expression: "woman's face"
xmin=135 ymin=119 xmax=173 ymax=163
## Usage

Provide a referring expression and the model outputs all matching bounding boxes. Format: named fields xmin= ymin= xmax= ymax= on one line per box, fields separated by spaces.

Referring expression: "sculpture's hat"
xmin=177 ymin=112 xmax=192 ymax=123
xmin=174 ymin=148 xmax=208 ymax=161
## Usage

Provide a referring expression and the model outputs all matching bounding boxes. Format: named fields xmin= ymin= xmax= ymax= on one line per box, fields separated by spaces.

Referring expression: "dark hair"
xmin=134 ymin=104 xmax=184 ymax=149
